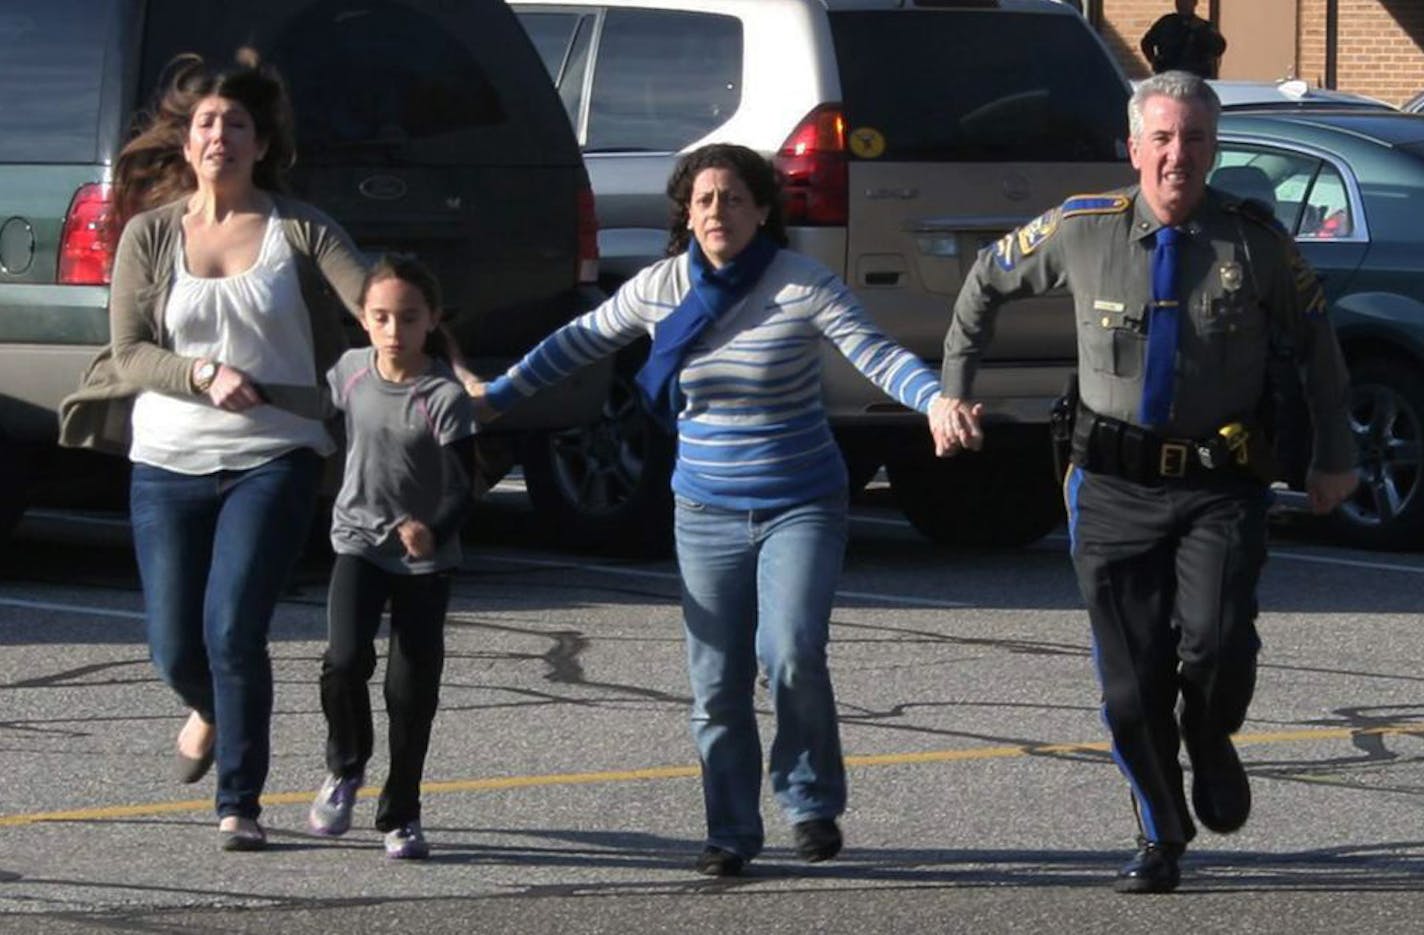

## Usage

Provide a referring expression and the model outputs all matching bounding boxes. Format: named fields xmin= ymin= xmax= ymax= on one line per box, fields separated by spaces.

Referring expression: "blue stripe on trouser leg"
xmin=1068 ymin=467 xmax=1162 ymax=842
xmin=1090 ymin=640 xmax=1161 ymax=842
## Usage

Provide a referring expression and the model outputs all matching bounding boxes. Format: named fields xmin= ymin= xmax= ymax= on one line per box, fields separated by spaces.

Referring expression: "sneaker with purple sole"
xmin=309 ymin=773 xmax=362 ymax=836
xmin=384 ymin=821 xmax=430 ymax=859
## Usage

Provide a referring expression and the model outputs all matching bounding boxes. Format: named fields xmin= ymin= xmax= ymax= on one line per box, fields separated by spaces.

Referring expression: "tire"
xmin=1326 ymin=357 xmax=1424 ymax=550
xmin=885 ymin=428 xmax=1064 ymax=548
xmin=0 ymin=442 xmax=38 ymax=545
xmin=521 ymin=347 xmax=675 ymax=557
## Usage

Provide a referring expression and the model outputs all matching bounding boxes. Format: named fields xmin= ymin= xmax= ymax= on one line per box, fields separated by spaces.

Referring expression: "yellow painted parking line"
xmin=2 ymin=724 xmax=1421 ymax=829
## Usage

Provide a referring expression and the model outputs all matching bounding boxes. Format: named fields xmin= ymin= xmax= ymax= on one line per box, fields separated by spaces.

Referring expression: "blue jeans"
xmin=674 ymin=492 xmax=849 ymax=859
xmin=130 ymin=448 xmax=321 ymax=820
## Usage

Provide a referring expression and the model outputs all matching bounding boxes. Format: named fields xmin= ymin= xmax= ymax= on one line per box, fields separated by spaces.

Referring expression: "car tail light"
xmin=775 ymin=104 xmax=848 ymax=227
xmin=576 ymin=179 xmax=600 ymax=285
xmin=58 ymin=183 xmax=115 ymax=285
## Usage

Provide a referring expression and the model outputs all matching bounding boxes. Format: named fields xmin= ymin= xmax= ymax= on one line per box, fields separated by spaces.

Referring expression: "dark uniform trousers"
xmin=1066 ymin=465 xmax=1268 ymax=845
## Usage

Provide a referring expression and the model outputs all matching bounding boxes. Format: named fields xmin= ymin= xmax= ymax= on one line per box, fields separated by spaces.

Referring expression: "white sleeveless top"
xmin=129 ymin=210 xmax=334 ymax=473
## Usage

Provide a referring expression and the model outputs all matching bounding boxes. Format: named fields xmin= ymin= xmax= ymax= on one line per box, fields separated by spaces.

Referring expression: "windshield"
xmin=828 ymin=10 xmax=1129 ymax=162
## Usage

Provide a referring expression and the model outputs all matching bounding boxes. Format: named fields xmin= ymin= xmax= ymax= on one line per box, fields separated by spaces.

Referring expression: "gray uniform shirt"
xmin=942 ymin=185 xmax=1355 ymax=473
xmin=328 ymin=349 xmax=477 ymax=574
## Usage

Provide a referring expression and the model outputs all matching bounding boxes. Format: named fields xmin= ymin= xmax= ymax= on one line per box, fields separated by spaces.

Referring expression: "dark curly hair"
xmin=112 ymin=49 xmax=296 ymax=230
xmin=664 ymin=143 xmax=789 ymax=256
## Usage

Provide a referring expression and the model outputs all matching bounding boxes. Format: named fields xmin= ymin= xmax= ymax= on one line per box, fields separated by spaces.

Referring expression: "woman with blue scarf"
xmin=473 ymin=144 xmax=951 ymax=876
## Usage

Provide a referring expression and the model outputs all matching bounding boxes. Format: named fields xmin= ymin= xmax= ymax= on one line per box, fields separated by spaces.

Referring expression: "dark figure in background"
xmin=1141 ymin=0 xmax=1227 ymax=78
xmin=933 ymin=71 xmax=1357 ymax=893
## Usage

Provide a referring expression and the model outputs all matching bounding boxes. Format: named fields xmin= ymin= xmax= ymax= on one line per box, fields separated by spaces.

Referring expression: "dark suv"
xmin=0 ymin=0 xmax=609 ymax=540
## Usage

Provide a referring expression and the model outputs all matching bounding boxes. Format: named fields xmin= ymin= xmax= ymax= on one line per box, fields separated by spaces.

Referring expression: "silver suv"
xmin=514 ymin=0 xmax=1133 ymax=548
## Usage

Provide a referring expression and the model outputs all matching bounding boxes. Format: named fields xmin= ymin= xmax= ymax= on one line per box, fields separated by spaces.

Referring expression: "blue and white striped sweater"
xmin=487 ymin=250 xmax=941 ymax=510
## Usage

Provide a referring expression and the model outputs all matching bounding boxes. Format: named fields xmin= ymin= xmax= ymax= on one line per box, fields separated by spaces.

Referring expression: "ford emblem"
xmin=358 ymin=174 xmax=407 ymax=201
xmin=1002 ymin=172 xmax=1031 ymax=202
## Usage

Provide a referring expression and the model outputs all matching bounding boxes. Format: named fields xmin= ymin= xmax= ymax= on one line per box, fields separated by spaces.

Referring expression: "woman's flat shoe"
xmin=175 ymin=746 xmax=215 ymax=784
xmin=174 ymin=711 xmax=215 ymax=783
xmin=219 ymin=818 xmax=267 ymax=852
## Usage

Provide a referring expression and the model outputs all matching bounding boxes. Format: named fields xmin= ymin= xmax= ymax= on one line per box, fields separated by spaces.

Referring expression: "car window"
xmin=584 ymin=9 xmax=741 ymax=153
xmin=1213 ymin=146 xmax=1312 ymax=233
xmin=1213 ymin=144 xmax=1356 ymax=239
xmin=519 ymin=10 xmax=581 ymax=80
xmin=0 ymin=3 xmax=112 ymax=163
xmin=517 ymin=6 xmax=596 ymax=131
xmin=273 ymin=2 xmax=505 ymax=164
xmin=141 ymin=0 xmax=576 ymax=167
xmin=1298 ymin=162 xmax=1353 ymax=239
xmin=554 ymin=14 xmax=594 ymax=134
xmin=828 ymin=10 xmax=1127 ymax=162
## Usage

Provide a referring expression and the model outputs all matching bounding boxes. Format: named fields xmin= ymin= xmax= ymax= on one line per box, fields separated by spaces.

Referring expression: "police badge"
xmin=1219 ymin=260 xmax=1243 ymax=293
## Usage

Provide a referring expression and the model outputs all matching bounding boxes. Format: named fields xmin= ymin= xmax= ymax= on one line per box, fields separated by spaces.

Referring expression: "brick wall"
xmin=1298 ymin=0 xmax=1424 ymax=105
xmin=1097 ymin=0 xmax=1424 ymax=107
xmin=1299 ymin=0 xmax=1328 ymax=86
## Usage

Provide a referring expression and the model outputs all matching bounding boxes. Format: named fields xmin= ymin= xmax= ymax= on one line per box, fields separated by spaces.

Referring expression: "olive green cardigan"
xmin=59 ymin=195 xmax=369 ymax=455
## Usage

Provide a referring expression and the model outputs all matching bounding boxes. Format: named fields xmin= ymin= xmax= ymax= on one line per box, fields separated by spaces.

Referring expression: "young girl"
xmin=308 ymin=254 xmax=477 ymax=859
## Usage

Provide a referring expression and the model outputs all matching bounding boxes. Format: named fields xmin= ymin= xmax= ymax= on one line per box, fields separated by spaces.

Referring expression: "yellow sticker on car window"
xmin=848 ymin=127 xmax=886 ymax=159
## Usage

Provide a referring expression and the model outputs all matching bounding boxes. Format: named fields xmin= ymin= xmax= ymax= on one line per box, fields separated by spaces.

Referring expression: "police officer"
xmin=1140 ymin=0 xmax=1227 ymax=78
xmin=931 ymin=71 xmax=1358 ymax=894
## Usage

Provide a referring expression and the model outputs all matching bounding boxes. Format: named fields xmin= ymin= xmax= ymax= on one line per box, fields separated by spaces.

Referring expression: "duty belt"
xmin=1071 ymin=404 xmax=1252 ymax=485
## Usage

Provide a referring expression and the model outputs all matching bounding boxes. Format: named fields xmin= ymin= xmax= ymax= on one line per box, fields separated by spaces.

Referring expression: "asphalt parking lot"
xmin=2 ymin=482 xmax=1422 ymax=933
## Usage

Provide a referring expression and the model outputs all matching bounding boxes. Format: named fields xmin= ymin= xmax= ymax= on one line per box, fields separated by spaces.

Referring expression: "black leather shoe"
xmin=1114 ymin=840 xmax=1183 ymax=894
xmin=694 ymin=845 xmax=745 ymax=877
xmin=793 ymin=819 xmax=843 ymax=862
xmin=1185 ymin=729 xmax=1251 ymax=834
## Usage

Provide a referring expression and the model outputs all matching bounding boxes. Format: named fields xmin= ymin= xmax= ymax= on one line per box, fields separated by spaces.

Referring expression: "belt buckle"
xmin=1159 ymin=441 xmax=1188 ymax=478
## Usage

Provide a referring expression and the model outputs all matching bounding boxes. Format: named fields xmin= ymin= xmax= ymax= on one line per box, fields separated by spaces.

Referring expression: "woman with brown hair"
xmin=472 ymin=143 xmax=952 ymax=875
xmin=60 ymin=51 xmax=368 ymax=850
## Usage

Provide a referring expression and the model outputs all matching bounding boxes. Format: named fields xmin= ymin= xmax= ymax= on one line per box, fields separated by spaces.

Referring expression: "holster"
xmin=1049 ymin=371 xmax=1078 ymax=481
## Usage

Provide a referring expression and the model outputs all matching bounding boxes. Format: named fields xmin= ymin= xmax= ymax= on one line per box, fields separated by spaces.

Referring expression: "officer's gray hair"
xmin=1128 ymin=71 xmax=1221 ymax=140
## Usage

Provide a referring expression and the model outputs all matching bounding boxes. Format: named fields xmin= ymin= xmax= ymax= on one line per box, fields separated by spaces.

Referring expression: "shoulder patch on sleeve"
xmin=1015 ymin=208 xmax=1061 ymax=258
xmin=991 ymin=207 xmax=1061 ymax=271
xmin=1060 ymin=193 xmax=1131 ymax=219
xmin=990 ymin=232 xmax=1016 ymax=270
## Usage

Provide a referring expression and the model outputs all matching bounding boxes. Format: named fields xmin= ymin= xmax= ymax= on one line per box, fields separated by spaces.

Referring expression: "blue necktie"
xmin=1139 ymin=225 xmax=1181 ymax=427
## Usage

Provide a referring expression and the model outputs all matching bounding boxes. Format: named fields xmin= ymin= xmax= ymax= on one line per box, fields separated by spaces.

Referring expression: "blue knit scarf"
xmin=634 ymin=232 xmax=780 ymax=431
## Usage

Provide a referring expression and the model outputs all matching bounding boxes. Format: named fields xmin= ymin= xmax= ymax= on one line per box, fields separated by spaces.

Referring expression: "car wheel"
xmin=1327 ymin=357 xmax=1424 ymax=550
xmin=521 ymin=353 xmax=675 ymax=557
xmin=0 ymin=440 xmax=40 ymax=544
xmin=885 ymin=430 xmax=1064 ymax=547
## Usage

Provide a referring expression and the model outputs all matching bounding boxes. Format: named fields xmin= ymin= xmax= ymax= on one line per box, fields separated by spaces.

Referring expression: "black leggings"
xmin=320 ymin=554 xmax=450 ymax=830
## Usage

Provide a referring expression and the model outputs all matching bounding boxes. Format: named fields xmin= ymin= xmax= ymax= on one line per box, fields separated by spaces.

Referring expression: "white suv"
xmin=514 ymin=0 xmax=1133 ymax=551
